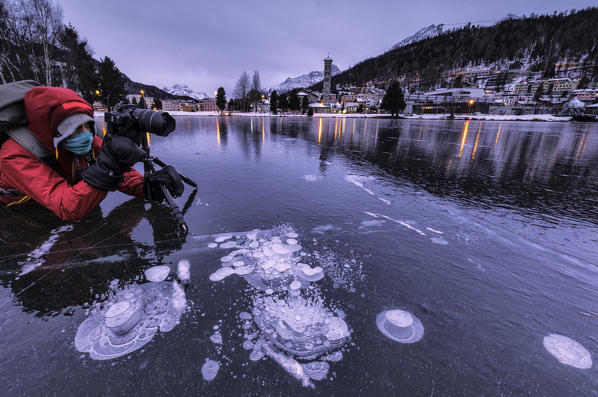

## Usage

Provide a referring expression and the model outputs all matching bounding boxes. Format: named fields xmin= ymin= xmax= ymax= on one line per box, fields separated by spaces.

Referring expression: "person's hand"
xmin=143 ymin=165 xmax=184 ymax=201
xmin=82 ymin=135 xmax=146 ymax=191
xmin=98 ymin=135 xmax=147 ymax=173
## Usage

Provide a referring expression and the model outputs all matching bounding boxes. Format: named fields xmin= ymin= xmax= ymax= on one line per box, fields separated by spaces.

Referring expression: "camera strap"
xmin=6 ymin=125 xmax=57 ymax=170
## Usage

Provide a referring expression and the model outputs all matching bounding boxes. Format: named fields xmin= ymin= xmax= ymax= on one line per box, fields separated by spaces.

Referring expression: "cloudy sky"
xmin=59 ymin=0 xmax=595 ymax=95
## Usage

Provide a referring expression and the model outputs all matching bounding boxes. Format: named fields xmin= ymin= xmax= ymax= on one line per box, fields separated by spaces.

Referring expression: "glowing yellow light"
xmin=146 ymin=132 xmax=151 ymax=146
xmin=318 ymin=118 xmax=323 ymax=144
xmin=472 ymin=123 xmax=481 ymax=160
xmin=95 ymin=89 xmax=100 ymax=95
xmin=468 ymin=99 xmax=475 ymax=106
xmin=217 ymin=119 xmax=221 ymax=148
xmin=458 ymin=121 xmax=469 ymax=158
xmin=140 ymin=90 xmax=145 ymax=95
xmin=494 ymin=124 xmax=502 ymax=149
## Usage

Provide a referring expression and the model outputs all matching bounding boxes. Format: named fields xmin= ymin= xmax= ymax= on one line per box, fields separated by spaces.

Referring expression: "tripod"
xmin=141 ymin=133 xmax=197 ymax=236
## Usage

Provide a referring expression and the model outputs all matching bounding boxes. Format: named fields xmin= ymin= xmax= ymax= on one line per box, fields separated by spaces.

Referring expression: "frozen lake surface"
xmin=1 ymin=116 xmax=598 ymax=395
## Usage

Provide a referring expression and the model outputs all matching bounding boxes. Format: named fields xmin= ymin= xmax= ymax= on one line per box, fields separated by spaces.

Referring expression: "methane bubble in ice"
xmin=376 ymin=309 xmax=424 ymax=344
xmin=208 ymin=243 xmax=218 ymax=248
xmin=252 ymin=294 xmax=350 ymax=357
xmin=75 ymin=281 xmax=186 ymax=360
xmin=207 ymin=227 xmax=310 ymax=292
xmin=177 ymin=259 xmax=190 ymax=282
xmin=201 ymin=359 xmax=220 ymax=381
xmin=543 ymin=334 xmax=592 ymax=369
xmin=302 ymin=361 xmax=330 ymax=381
xmin=144 ymin=265 xmax=170 ymax=282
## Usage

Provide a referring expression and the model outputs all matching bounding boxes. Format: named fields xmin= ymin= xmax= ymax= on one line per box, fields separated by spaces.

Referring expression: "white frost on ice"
xmin=208 ymin=243 xmax=218 ymax=248
xmin=430 ymin=237 xmax=449 ymax=245
xmin=19 ymin=225 xmax=73 ymax=276
xmin=171 ymin=281 xmax=187 ymax=311
xmin=311 ymin=225 xmax=340 ymax=234
xmin=215 ymin=235 xmax=233 ymax=243
xmin=543 ymin=334 xmax=592 ymax=369
xmin=304 ymin=175 xmax=318 ymax=182
xmin=177 ymin=259 xmax=190 ymax=282
xmin=364 ymin=211 xmax=426 ymax=236
xmin=426 ymin=227 xmax=444 ymax=234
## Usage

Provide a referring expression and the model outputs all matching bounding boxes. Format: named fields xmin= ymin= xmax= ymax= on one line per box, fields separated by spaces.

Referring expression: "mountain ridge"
xmin=270 ymin=64 xmax=341 ymax=93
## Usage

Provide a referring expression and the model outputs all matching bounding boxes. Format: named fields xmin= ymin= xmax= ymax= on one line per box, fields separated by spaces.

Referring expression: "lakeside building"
xmin=125 ymin=94 xmax=154 ymax=109
xmin=199 ymin=98 xmax=218 ymax=111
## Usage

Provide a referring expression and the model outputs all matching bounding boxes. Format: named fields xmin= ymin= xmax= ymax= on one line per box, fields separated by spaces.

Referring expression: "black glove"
xmin=82 ymin=135 xmax=146 ymax=191
xmin=143 ymin=165 xmax=184 ymax=201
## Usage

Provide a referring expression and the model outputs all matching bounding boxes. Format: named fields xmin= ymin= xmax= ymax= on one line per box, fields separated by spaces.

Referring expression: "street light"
xmin=140 ymin=89 xmax=145 ymax=96
xmin=95 ymin=89 xmax=101 ymax=96
xmin=468 ymin=99 xmax=475 ymax=114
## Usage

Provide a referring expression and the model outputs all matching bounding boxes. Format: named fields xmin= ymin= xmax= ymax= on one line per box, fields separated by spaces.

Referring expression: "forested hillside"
xmin=316 ymin=8 xmax=598 ymax=91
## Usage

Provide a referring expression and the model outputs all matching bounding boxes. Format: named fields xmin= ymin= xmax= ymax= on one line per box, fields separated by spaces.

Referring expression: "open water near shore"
xmin=1 ymin=116 xmax=598 ymax=396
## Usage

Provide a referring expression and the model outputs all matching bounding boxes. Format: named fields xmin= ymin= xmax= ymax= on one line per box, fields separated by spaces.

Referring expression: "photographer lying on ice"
xmin=0 ymin=82 xmax=183 ymax=220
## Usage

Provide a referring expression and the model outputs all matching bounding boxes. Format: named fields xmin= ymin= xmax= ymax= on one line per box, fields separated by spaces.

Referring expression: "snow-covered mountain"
xmin=392 ymin=15 xmax=519 ymax=50
xmin=270 ymin=65 xmax=341 ymax=93
xmin=392 ymin=24 xmax=445 ymax=50
xmin=163 ymin=84 xmax=210 ymax=100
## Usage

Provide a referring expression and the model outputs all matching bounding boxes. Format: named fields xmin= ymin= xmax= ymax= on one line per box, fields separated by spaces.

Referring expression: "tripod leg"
xmin=144 ymin=159 xmax=188 ymax=236
xmin=152 ymin=156 xmax=198 ymax=189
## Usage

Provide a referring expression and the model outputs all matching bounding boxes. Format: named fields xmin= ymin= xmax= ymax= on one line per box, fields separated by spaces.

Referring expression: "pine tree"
xmin=289 ymin=92 xmax=300 ymax=113
xmin=98 ymin=57 xmax=126 ymax=108
xmin=381 ymin=81 xmax=406 ymax=117
xmin=270 ymin=90 xmax=279 ymax=114
xmin=137 ymin=96 xmax=146 ymax=109
xmin=228 ymin=98 xmax=235 ymax=111
xmin=301 ymin=96 xmax=309 ymax=114
xmin=131 ymin=96 xmax=138 ymax=105
xmin=216 ymin=87 xmax=226 ymax=113
xmin=279 ymin=94 xmax=289 ymax=113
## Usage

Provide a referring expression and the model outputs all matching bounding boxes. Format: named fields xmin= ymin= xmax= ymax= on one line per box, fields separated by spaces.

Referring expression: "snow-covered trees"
xmin=0 ymin=0 xmax=62 ymax=85
xmin=234 ymin=71 xmax=250 ymax=111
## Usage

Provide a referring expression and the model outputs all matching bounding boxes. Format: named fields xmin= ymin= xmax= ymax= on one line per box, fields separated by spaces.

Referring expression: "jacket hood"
xmin=24 ymin=86 xmax=94 ymax=151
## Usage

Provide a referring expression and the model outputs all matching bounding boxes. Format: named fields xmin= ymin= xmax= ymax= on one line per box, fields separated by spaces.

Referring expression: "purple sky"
xmin=59 ymin=0 xmax=595 ymax=95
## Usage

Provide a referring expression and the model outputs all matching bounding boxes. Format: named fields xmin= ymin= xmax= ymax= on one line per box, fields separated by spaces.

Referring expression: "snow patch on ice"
xmin=543 ymin=334 xmax=592 ymax=369
xmin=144 ymin=265 xmax=170 ymax=282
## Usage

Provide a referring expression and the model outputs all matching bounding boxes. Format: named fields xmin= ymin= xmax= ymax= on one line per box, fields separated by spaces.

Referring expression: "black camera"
xmin=104 ymin=103 xmax=175 ymax=143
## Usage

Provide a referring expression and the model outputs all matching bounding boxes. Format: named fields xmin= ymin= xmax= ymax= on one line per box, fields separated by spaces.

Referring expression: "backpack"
xmin=0 ymin=80 xmax=56 ymax=168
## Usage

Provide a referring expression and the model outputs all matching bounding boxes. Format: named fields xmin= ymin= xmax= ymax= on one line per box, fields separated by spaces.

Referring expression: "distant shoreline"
xmin=94 ymin=111 xmax=572 ymax=122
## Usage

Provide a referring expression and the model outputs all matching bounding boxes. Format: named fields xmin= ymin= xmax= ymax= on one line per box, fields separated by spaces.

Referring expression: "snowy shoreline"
xmin=94 ymin=111 xmax=572 ymax=122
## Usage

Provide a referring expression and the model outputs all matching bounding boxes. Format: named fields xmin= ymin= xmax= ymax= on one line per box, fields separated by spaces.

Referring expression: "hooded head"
xmin=24 ymin=86 xmax=95 ymax=151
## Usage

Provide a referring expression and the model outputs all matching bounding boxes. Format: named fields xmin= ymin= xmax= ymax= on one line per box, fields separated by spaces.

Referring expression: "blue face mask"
xmin=62 ymin=131 xmax=93 ymax=155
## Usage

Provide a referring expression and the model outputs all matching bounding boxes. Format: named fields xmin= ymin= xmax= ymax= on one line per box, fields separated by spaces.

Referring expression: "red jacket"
xmin=0 ymin=86 xmax=144 ymax=220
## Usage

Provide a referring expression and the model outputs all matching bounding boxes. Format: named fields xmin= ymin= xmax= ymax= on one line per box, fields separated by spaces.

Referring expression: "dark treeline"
xmin=313 ymin=8 xmax=598 ymax=91
xmin=0 ymin=0 xmax=186 ymax=104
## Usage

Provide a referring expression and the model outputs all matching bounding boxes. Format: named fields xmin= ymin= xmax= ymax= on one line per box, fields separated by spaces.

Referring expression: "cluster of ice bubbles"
xmin=208 ymin=227 xmax=350 ymax=388
xmin=75 ymin=261 xmax=189 ymax=361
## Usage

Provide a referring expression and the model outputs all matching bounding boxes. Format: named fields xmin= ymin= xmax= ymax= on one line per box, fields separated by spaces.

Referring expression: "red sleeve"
xmin=93 ymin=136 xmax=145 ymax=198
xmin=119 ymin=168 xmax=144 ymax=198
xmin=0 ymin=140 xmax=107 ymax=221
